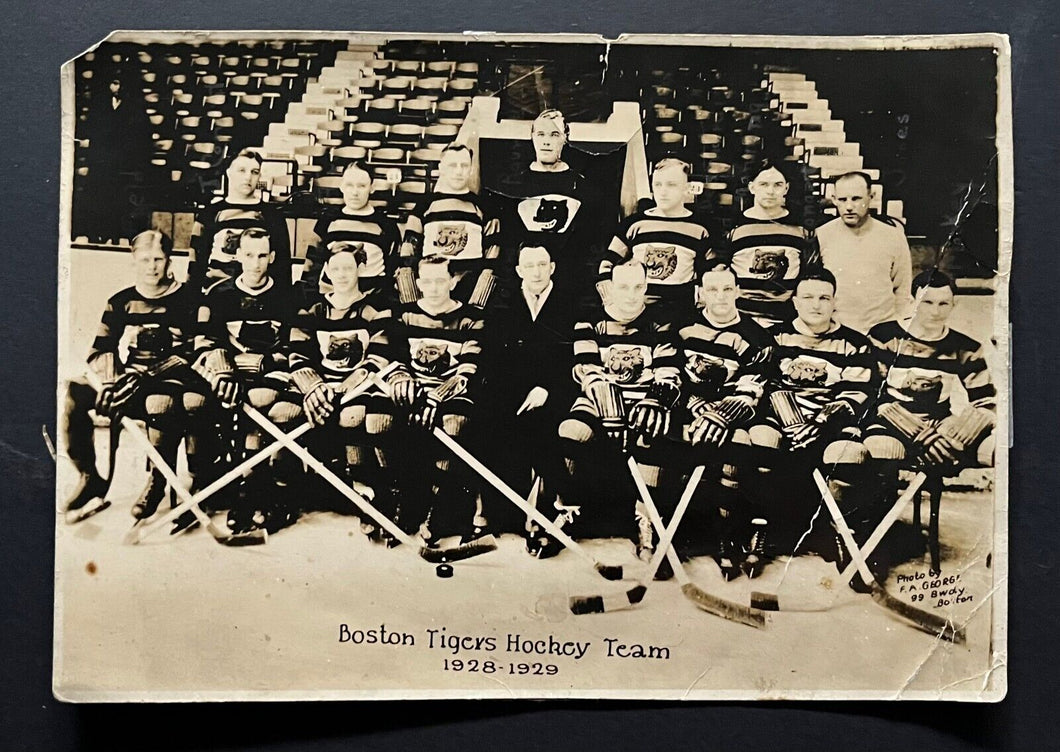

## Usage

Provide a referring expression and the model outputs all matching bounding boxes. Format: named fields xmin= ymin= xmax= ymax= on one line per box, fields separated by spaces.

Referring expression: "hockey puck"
xmin=435 ymin=564 xmax=454 ymax=578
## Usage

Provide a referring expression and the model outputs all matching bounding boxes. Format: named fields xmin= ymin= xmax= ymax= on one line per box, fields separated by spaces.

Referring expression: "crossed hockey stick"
xmin=111 ymin=365 xmax=397 ymax=545
xmin=243 ymin=389 xmax=498 ymax=565
xmin=750 ymin=470 xmax=929 ymax=613
xmin=803 ymin=468 xmax=964 ymax=643
xmin=432 ymin=428 xmax=628 ymax=582
xmin=83 ymin=368 xmax=265 ymax=546
xmin=627 ymin=458 xmax=767 ymax=628
xmin=437 ymin=428 xmax=720 ymax=615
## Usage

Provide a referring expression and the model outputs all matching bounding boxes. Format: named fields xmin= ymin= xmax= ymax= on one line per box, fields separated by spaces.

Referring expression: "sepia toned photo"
xmin=54 ymin=31 xmax=1011 ymax=701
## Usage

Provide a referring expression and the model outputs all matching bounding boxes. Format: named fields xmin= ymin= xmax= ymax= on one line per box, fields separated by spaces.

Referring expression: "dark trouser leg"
xmin=61 ymin=379 xmax=109 ymax=513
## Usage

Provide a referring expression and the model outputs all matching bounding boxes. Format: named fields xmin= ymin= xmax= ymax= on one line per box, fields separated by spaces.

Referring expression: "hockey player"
xmin=547 ymin=261 xmax=682 ymax=558
xmin=384 ymin=256 xmax=485 ymax=543
xmin=176 ymin=227 xmax=298 ymax=536
xmin=865 ymin=269 xmax=996 ymax=472
xmin=746 ymin=267 xmax=878 ymax=577
xmin=673 ymin=263 xmax=774 ymax=579
xmin=723 ymin=161 xmax=820 ymax=327
xmin=489 ymin=109 xmax=603 ymax=307
xmin=598 ymin=158 xmax=713 ymax=321
xmin=61 ymin=229 xmax=199 ymax=524
xmin=283 ymin=241 xmax=397 ymax=539
xmin=397 ymin=144 xmax=502 ymax=308
xmin=299 ymin=162 xmax=401 ymax=302
xmin=188 ymin=149 xmax=292 ymax=294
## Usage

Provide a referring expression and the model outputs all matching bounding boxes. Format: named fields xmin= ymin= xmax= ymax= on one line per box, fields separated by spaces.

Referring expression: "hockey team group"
xmin=61 ymin=108 xmax=996 ymax=595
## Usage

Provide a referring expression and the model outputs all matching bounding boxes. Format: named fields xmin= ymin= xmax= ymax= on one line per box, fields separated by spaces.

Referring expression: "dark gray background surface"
xmin=2 ymin=2 xmax=1056 ymax=749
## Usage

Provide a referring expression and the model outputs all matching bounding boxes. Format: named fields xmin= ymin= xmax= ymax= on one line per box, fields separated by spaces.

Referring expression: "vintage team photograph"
xmin=54 ymin=31 xmax=1010 ymax=701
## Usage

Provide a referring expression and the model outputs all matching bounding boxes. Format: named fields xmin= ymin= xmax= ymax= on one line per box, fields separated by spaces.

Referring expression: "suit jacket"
xmin=486 ymin=283 xmax=577 ymax=415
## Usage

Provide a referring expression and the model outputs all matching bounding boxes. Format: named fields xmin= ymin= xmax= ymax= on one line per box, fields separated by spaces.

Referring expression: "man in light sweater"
xmin=816 ymin=171 xmax=914 ymax=333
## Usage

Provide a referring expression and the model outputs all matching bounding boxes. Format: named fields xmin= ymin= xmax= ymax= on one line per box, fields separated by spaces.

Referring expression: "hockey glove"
xmin=194 ymin=349 xmax=242 ymax=408
xmin=689 ymin=395 xmax=755 ymax=447
xmin=303 ymin=382 xmax=337 ymax=426
xmin=388 ymin=373 xmax=418 ymax=407
xmin=95 ymin=370 xmax=144 ymax=418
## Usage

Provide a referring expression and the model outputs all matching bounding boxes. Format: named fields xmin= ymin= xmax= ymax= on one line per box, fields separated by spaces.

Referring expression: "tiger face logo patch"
xmin=434 ymin=224 xmax=468 ymax=256
xmin=643 ymin=245 xmax=678 ymax=280
xmin=322 ymin=334 xmax=364 ymax=369
xmin=604 ymin=345 xmax=646 ymax=384
xmin=411 ymin=338 xmax=455 ymax=376
xmin=784 ymin=356 xmax=829 ymax=386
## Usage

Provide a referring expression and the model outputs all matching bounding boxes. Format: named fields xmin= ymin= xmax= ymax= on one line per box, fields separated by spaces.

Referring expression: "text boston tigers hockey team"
xmin=337 ymin=623 xmax=672 ymax=662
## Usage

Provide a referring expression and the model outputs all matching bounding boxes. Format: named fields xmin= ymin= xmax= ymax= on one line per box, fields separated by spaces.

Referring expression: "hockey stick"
xmin=243 ymin=401 xmax=497 ymax=564
xmin=629 ymin=459 xmax=767 ymax=629
xmin=122 ymin=364 xmax=397 ymax=545
xmin=432 ymin=428 xmax=627 ymax=581
xmin=564 ymin=464 xmax=704 ymax=614
xmin=751 ymin=471 xmax=928 ymax=612
xmin=82 ymin=369 xmax=255 ymax=546
xmin=811 ymin=469 xmax=965 ymax=643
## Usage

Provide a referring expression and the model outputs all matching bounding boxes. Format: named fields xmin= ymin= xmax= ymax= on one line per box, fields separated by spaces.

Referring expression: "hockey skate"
xmin=635 ymin=502 xmax=673 ymax=581
xmin=64 ymin=472 xmax=110 ymax=524
xmin=713 ymin=537 xmax=743 ymax=582
xmin=741 ymin=518 xmax=772 ymax=579
xmin=131 ymin=468 xmax=168 ymax=521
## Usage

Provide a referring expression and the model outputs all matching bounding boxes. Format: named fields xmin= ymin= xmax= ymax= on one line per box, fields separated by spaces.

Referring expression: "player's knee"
xmin=976 ymin=431 xmax=996 ymax=468
xmin=748 ymin=424 xmax=782 ymax=449
xmin=143 ymin=392 xmax=177 ymax=418
xmin=441 ymin=413 xmax=467 ymax=437
xmin=558 ymin=418 xmax=594 ymax=444
xmin=248 ymin=387 xmax=278 ymax=410
xmin=182 ymin=391 xmax=207 ymax=414
xmin=338 ymin=404 xmax=367 ymax=429
xmin=268 ymin=400 xmax=303 ymax=426
xmin=864 ymin=434 xmax=905 ymax=461
xmin=823 ymin=439 xmax=870 ymax=466
xmin=365 ymin=412 xmax=393 ymax=434
xmin=730 ymin=428 xmax=752 ymax=446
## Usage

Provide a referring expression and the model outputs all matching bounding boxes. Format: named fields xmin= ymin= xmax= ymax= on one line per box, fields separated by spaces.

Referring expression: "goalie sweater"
xmin=723 ymin=215 xmax=820 ymax=326
xmin=490 ymin=166 xmax=604 ymax=297
xmin=189 ymin=198 xmax=292 ymax=293
xmin=88 ymin=281 xmax=197 ymax=376
xmin=195 ymin=276 xmax=292 ymax=373
xmin=571 ymin=304 xmax=681 ymax=404
xmin=389 ymin=300 xmax=485 ymax=393
xmin=599 ymin=210 xmax=714 ymax=307
xmin=677 ymin=312 xmax=774 ymax=417
xmin=868 ymin=320 xmax=995 ymax=420
xmin=769 ymin=319 xmax=876 ymax=419
xmin=288 ymin=292 xmax=393 ymax=383
xmin=302 ymin=207 xmax=401 ymax=297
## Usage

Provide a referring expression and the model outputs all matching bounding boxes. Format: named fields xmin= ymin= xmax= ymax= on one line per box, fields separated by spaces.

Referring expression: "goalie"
xmin=864 ymin=269 xmax=996 ymax=475
xmin=60 ymin=230 xmax=199 ymax=524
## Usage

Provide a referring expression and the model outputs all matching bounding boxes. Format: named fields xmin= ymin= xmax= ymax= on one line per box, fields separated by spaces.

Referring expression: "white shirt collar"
xmin=521 ymin=281 xmax=554 ymax=320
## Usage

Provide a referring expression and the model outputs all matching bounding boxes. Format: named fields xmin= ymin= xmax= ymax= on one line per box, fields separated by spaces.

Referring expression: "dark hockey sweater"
xmin=868 ymin=320 xmax=995 ymax=419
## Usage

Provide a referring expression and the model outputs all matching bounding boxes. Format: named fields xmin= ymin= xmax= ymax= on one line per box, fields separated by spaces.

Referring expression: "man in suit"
xmin=484 ymin=244 xmax=577 ymax=546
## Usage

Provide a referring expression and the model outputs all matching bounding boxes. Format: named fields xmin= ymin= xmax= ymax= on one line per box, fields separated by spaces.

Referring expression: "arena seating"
xmin=74 ymin=41 xmax=343 ymax=193
xmin=765 ymin=71 xmax=904 ymax=227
